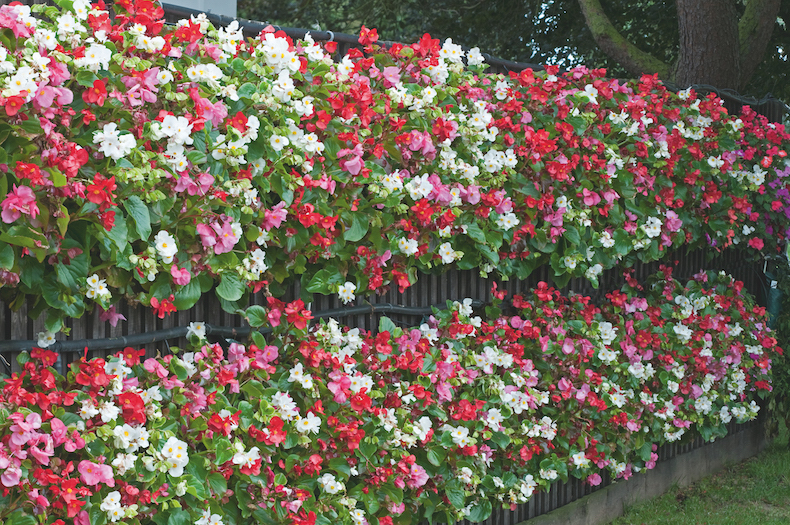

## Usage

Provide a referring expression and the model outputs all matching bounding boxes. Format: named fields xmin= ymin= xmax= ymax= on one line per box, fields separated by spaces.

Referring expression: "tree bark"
xmin=577 ymin=0 xmax=670 ymax=79
xmin=674 ymin=0 xmax=741 ymax=89
xmin=738 ymin=0 xmax=781 ymax=91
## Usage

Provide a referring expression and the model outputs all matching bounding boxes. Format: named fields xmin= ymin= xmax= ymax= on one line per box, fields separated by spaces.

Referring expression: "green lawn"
xmin=609 ymin=432 xmax=790 ymax=525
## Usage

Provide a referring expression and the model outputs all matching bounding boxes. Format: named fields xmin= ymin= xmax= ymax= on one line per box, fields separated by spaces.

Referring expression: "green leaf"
xmin=89 ymin=505 xmax=107 ymax=525
xmin=214 ymin=436 xmax=234 ymax=464
xmin=173 ymin=278 xmax=202 ymax=310
xmin=124 ymin=195 xmax=151 ymax=241
xmin=426 ymin=448 xmax=445 ymax=467
xmin=468 ymin=499 xmax=492 ymax=523
xmin=378 ymin=316 xmax=396 ymax=333
xmin=5 ymin=510 xmax=37 ymax=525
xmin=75 ymin=70 xmax=98 ymax=87
xmin=638 ymin=442 xmax=653 ymax=462
xmin=445 ymin=481 xmax=466 ymax=509
xmin=564 ymin=225 xmax=581 ymax=246
xmin=465 ymin=222 xmax=487 ymax=244
xmin=358 ymin=441 xmax=377 ymax=459
xmin=245 ymin=305 xmax=268 ymax=327
xmin=344 ymin=215 xmax=369 ymax=242
xmin=187 ymin=474 xmax=209 ymax=500
xmin=238 ymin=82 xmax=257 ymax=99
xmin=207 ymin=472 xmax=228 ymax=495
xmin=167 ymin=510 xmax=191 ymax=525
xmin=305 ymin=267 xmax=343 ymax=294
xmin=0 ymin=243 xmax=13 ymax=269
xmin=490 ymin=431 xmax=511 ymax=449
xmin=217 ymin=273 xmax=245 ymax=301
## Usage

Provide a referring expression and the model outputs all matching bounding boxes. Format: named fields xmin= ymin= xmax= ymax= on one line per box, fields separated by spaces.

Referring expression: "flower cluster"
xmin=0 ymin=270 xmax=778 ymax=525
xmin=0 ymin=1 xmax=789 ymax=333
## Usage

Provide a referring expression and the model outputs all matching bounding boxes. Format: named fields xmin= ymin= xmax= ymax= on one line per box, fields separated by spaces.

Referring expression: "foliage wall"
xmin=0 ymin=1 xmax=788 ymax=525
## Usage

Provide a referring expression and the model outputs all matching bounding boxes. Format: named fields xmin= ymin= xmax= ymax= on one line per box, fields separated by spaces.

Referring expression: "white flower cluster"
xmin=242 ymin=248 xmax=268 ymax=280
xmin=158 ymin=436 xmax=190 ymax=477
xmin=338 ymin=281 xmax=356 ymax=304
xmin=93 ymin=123 xmax=137 ymax=161
xmin=213 ymin=115 xmax=261 ymax=166
xmin=318 ymin=472 xmax=346 ymax=494
xmin=472 ymin=345 xmax=514 ymax=374
xmin=271 ymin=391 xmax=300 ymax=421
xmin=287 ymin=362 xmax=314 ymax=389
xmin=113 ymin=423 xmax=150 ymax=454
xmin=150 ymin=115 xmax=194 ymax=172
xmin=641 ymin=216 xmax=663 ymax=238
xmin=196 ymin=510 xmax=224 ymax=525
xmin=154 ymin=230 xmax=178 ymax=264
xmin=232 ymin=442 xmax=261 ymax=470
xmin=101 ymin=491 xmax=127 ymax=522
xmin=86 ymin=273 xmax=111 ymax=301
xmin=437 ymin=242 xmax=463 ymax=264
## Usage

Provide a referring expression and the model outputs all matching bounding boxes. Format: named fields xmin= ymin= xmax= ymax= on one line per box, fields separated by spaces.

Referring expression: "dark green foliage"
xmin=238 ymin=0 xmax=790 ymax=101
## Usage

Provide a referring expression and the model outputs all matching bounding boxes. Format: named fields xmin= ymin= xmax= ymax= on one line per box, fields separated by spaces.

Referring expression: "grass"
xmin=609 ymin=429 xmax=790 ymax=525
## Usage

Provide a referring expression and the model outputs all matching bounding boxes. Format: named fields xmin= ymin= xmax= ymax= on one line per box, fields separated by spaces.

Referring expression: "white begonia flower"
xmin=270 ymin=134 xmax=289 ymax=152
xmin=571 ymin=451 xmax=590 ymax=468
xmin=296 ymin=411 xmax=321 ymax=434
xmin=98 ymin=401 xmax=120 ymax=423
xmin=36 ymin=330 xmax=57 ymax=348
xmin=642 ymin=216 xmax=663 ymax=238
xmin=437 ymin=242 xmax=462 ymax=264
xmin=466 ymin=47 xmax=485 ymax=66
xmin=93 ymin=123 xmax=137 ymax=161
xmin=440 ymin=38 xmax=464 ymax=63
xmin=495 ymin=212 xmax=519 ymax=231
xmin=398 ymin=238 xmax=419 ymax=256
xmin=186 ymin=321 xmax=207 ymax=339
xmin=673 ymin=323 xmax=693 ymax=342
xmin=338 ymin=281 xmax=356 ymax=304
xmin=318 ymin=472 xmax=345 ymax=494
xmin=154 ymin=230 xmax=178 ymax=263
xmin=598 ymin=322 xmax=618 ymax=345
xmin=74 ymin=43 xmax=113 ymax=71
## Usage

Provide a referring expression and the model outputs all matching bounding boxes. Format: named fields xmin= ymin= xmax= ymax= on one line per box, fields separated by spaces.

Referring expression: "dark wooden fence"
xmin=0 ymin=244 xmax=769 ymax=373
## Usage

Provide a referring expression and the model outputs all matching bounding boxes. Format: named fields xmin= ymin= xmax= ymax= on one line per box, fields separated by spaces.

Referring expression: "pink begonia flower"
xmin=171 ymin=266 xmax=192 ymax=285
xmin=601 ymin=188 xmax=619 ymax=204
xmin=212 ymin=221 xmax=238 ymax=254
xmin=435 ymin=381 xmax=453 ymax=402
xmin=435 ymin=361 xmax=454 ymax=381
xmin=381 ymin=66 xmax=401 ymax=87
xmin=581 ymin=188 xmax=601 ymax=206
xmin=227 ymin=342 xmax=245 ymax=363
xmin=339 ymin=154 xmax=364 ymax=175
xmin=174 ymin=174 xmax=198 ymax=194
xmin=50 ymin=418 xmax=68 ymax=446
xmin=388 ymin=502 xmax=406 ymax=515
xmin=406 ymin=464 xmax=429 ymax=489
xmin=664 ymin=210 xmax=683 ymax=232
xmin=143 ymin=358 xmax=169 ymax=379
xmin=561 ymin=337 xmax=575 ymax=355
xmin=2 ymin=185 xmax=39 ymax=223
xmin=327 ymin=373 xmax=351 ymax=403
xmin=47 ymin=60 xmax=70 ymax=86
xmin=64 ymin=430 xmax=86 ymax=452
xmin=263 ymin=201 xmax=288 ymax=230
xmin=587 ymin=473 xmax=602 ymax=486
xmin=0 ymin=5 xmax=34 ymax=38
xmin=1 ymin=466 xmax=21 ymax=487
xmin=99 ymin=305 xmax=126 ymax=327
xmin=78 ymin=460 xmax=114 ymax=487
xmin=255 ymin=345 xmax=279 ymax=366
xmin=196 ymin=223 xmax=217 ymax=250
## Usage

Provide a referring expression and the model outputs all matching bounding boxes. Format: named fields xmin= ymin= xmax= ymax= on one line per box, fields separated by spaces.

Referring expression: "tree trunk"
xmin=674 ymin=0 xmax=740 ymax=89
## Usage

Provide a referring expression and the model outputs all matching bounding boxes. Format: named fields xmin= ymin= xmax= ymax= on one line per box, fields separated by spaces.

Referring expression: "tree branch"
xmin=577 ymin=0 xmax=670 ymax=80
xmin=738 ymin=0 xmax=781 ymax=90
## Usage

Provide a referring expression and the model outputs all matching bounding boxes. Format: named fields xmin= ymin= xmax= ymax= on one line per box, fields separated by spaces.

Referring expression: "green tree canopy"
xmin=237 ymin=0 xmax=790 ymax=100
